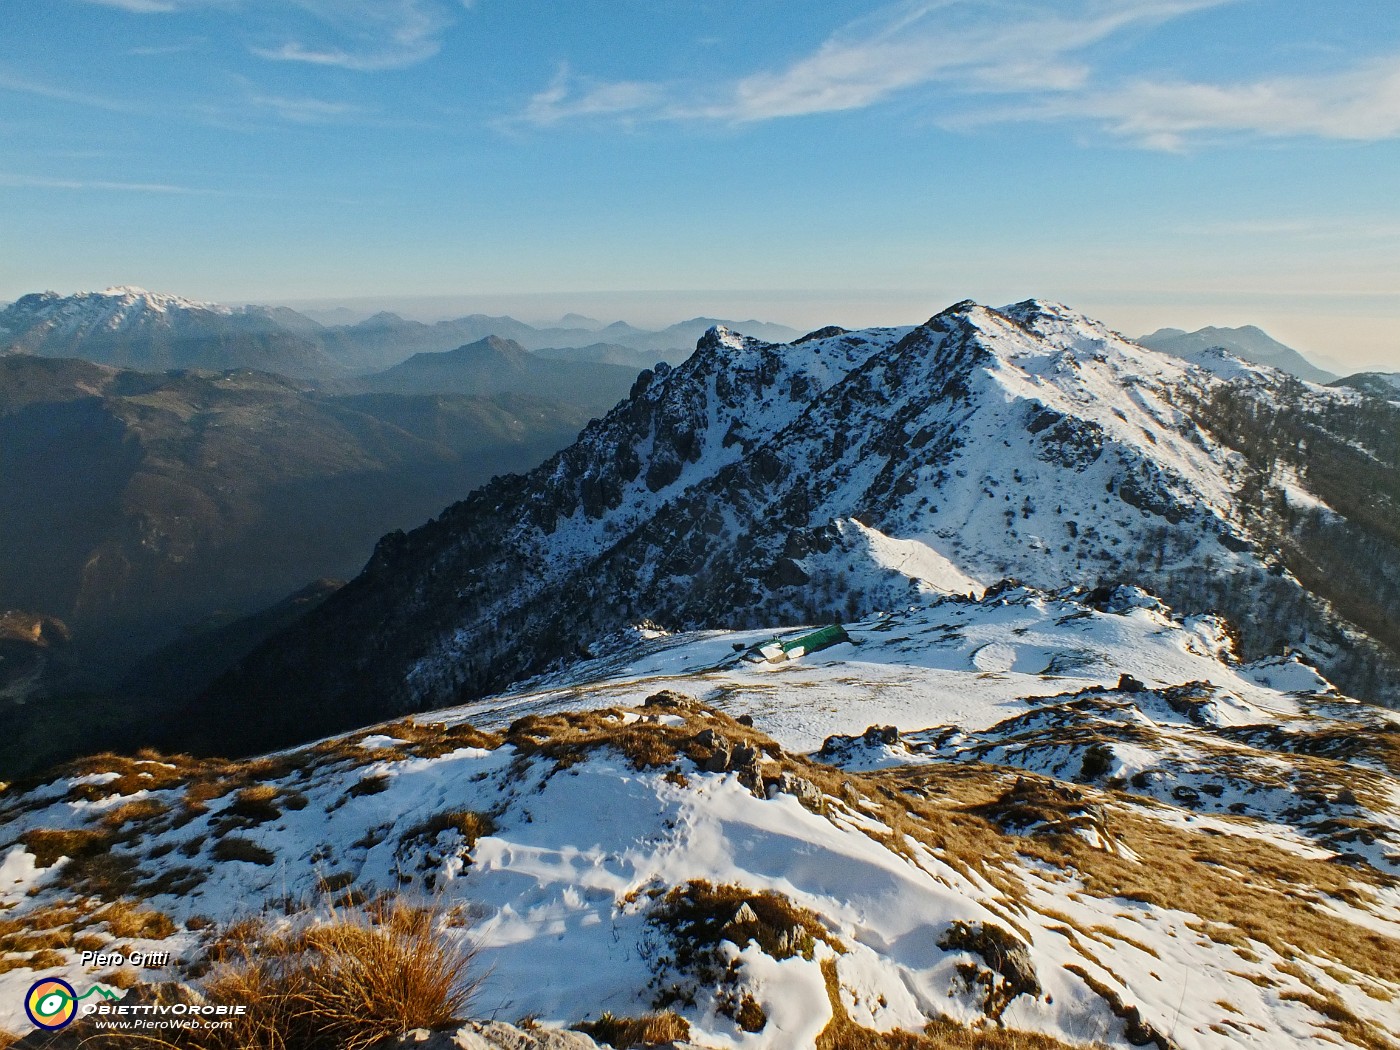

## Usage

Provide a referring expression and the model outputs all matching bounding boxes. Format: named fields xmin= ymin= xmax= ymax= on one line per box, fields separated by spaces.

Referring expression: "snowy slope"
xmin=0 ymin=286 xmax=234 ymax=336
xmin=204 ymin=297 xmax=1390 ymax=758
xmin=2 ymin=586 xmax=1397 ymax=1048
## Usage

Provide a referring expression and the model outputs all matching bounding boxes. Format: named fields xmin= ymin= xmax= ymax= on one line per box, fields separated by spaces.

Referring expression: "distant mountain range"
xmin=0 ymin=287 xmax=341 ymax=379
xmin=5 ymin=297 xmax=1399 ymax=1050
xmin=0 ymin=287 xmax=802 ymax=377
xmin=1137 ymin=323 xmax=1337 ymax=382
xmin=190 ymin=300 xmax=1400 ymax=758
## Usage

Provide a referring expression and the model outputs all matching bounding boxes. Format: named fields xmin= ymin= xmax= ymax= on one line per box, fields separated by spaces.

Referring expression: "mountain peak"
xmin=1138 ymin=323 xmax=1335 ymax=383
xmin=998 ymin=298 xmax=1108 ymax=332
xmin=94 ymin=285 xmax=225 ymax=314
xmin=356 ymin=310 xmax=409 ymax=328
xmin=467 ymin=333 xmax=529 ymax=356
xmin=0 ymin=287 xmax=339 ymax=378
xmin=924 ymin=299 xmax=982 ymax=326
xmin=695 ymin=323 xmax=767 ymax=356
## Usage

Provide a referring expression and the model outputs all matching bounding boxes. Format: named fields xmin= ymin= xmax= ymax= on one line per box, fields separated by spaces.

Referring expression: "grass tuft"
xmin=211 ymin=836 xmax=275 ymax=866
xmin=576 ymin=1011 xmax=691 ymax=1048
xmin=100 ymin=901 xmax=177 ymax=940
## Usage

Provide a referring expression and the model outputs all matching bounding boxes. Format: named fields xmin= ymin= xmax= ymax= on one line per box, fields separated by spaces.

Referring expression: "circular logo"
xmin=26 ymin=978 xmax=77 ymax=1030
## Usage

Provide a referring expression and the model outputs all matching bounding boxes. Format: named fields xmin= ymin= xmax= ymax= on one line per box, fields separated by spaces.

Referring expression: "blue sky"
xmin=2 ymin=0 xmax=1398 ymax=368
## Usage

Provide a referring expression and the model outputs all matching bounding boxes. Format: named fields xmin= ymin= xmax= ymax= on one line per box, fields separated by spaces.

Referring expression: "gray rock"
xmin=731 ymin=902 xmax=760 ymax=926
xmin=644 ymin=690 xmax=700 ymax=711
xmin=394 ymin=1023 xmax=603 ymax=1049
xmin=474 ymin=1020 xmax=601 ymax=1049
xmin=768 ymin=771 xmax=824 ymax=809
xmin=703 ymin=744 xmax=732 ymax=773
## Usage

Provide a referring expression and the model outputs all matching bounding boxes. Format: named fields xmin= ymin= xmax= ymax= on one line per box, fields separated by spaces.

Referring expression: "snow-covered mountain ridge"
xmin=195 ymin=298 xmax=1400 ymax=757
xmin=2 ymin=287 xmax=234 ymax=333
xmin=0 ymin=287 xmax=340 ymax=378
xmin=3 ymin=585 xmax=1397 ymax=1048
xmin=0 ymin=287 xmax=803 ymax=377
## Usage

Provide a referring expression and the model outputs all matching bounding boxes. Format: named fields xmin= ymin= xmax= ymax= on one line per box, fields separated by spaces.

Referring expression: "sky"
xmin=1 ymin=0 xmax=1398 ymax=371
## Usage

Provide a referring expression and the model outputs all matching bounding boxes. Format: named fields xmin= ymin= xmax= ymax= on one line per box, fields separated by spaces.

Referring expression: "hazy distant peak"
xmin=462 ymin=333 xmax=529 ymax=355
xmin=1137 ymin=323 xmax=1335 ymax=383
xmin=554 ymin=312 xmax=602 ymax=329
xmin=356 ymin=310 xmax=410 ymax=328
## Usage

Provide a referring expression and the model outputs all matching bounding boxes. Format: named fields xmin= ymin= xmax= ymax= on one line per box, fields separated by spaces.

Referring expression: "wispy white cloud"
xmin=0 ymin=68 xmax=139 ymax=114
xmin=0 ymin=172 xmax=217 ymax=193
xmin=521 ymin=0 xmax=1231 ymax=126
xmin=127 ymin=41 xmax=201 ymax=56
xmin=518 ymin=0 xmax=1400 ymax=149
xmin=253 ymin=0 xmax=457 ymax=71
xmin=78 ymin=0 xmax=467 ymax=71
xmin=522 ymin=66 xmax=668 ymax=127
xmin=1061 ymin=56 xmax=1400 ymax=148
xmin=248 ymin=93 xmax=372 ymax=124
xmin=78 ymin=0 xmax=187 ymax=11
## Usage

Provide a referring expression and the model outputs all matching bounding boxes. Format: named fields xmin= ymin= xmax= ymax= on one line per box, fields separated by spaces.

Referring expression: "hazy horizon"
xmin=243 ymin=286 xmax=1389 ymax=375
xmin=0 ymin=281 xmax=1392 ymax=375
xmin=3 ymin=1 xmax=1398 ymax=373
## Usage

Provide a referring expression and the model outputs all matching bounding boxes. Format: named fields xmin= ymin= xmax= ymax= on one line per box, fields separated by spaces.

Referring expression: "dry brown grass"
xmin=360 ymin=718 xmax=503 ymax=761
xmin=19 ymin=826 xmax=110 ymax=867
xmin=224 ymin=784 xmax=281 ymax=819
xmin=575 ymin=1010 xmax=691 ymax=1047
xmin=8 ymin=696 xmax=1392 ymax=1048
xmin=400 ymin=810 xmax=497 ymax=855
xmin=820 ymin=757 xmax=1400 ymax=979
xmin=317 ymin=871 xmax=356 ymax=893
xmin=211 ymin=836 xmax=275 ymax=866
xmin=65 ymin=897 xmax=479 ymax=1050
xmin=54 ymin=751 xmax=207 ymax=802
xmin=0 ymin=899 xmax=101 ymax=973
xmin=102 ymin=798 xmax=171 ymax=830
xmin=815 ymin=960 xmax=1089 ymax=1050
xmin=799 ymin=756 xmax=1398 ymax=1049
xmin=99 ymin=901 xmax=177 ymax=940
xmin=23 ymin=947 xmax=65 ymax=970
xmin=345 ymin=773 xmax=389 ymax=798
xmin=104 ymin=966 xmax=143 ymax=988
xmin=421 ymin=693 xmax=1397 ymax=1048
xmin=182 ymin=777 xmax=239 ymax=817
xmin=14 ymin=826 xmax=145 ymax=897
xmin=205 ymin=898 xmax=478 ymax=1050
xmin=506 ymin=710 xmax=683 ymax=771
xmin=645 ymin=879 xmax=842 ymax=1024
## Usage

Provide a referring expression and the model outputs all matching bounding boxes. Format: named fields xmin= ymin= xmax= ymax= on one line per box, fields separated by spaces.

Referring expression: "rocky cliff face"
xmin=194 ymin=299 xmax=1400 ymax=756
